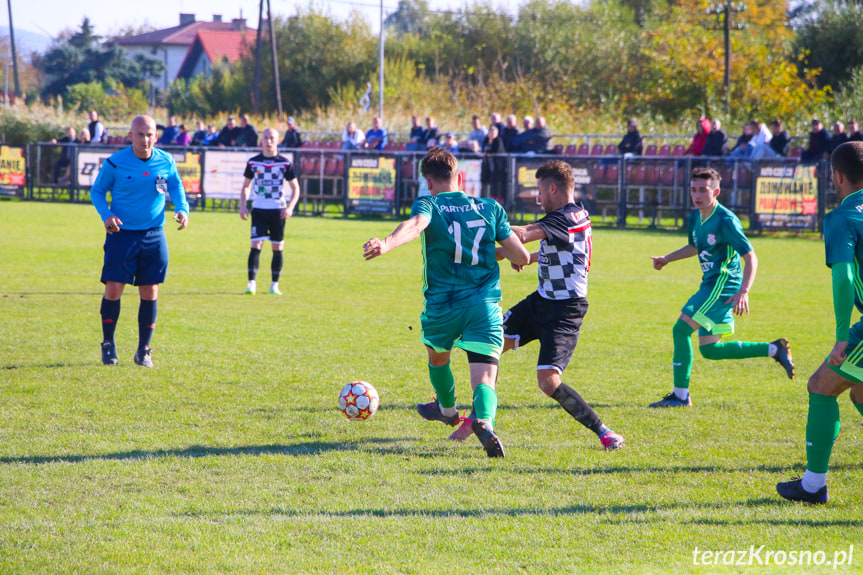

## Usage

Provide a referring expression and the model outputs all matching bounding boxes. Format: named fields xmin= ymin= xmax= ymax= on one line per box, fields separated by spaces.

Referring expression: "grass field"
xmin=1 ymin=201 xmax=861 ymax=574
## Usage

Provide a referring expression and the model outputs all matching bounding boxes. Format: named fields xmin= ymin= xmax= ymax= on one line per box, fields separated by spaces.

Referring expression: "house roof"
xmin=176 ymin=30 xmax=255 ymax=80
xmin=116 ymin=21 xmax=253 ymax=47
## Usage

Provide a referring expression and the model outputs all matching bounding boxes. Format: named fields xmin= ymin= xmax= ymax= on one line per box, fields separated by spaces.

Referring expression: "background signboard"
xmin=754 ymin=164 xmax=818 ymax=229
xmin=347 ymin=156 xmax=396 ymax=214
xmin=0 ymin=146 xmax=26 ymax=196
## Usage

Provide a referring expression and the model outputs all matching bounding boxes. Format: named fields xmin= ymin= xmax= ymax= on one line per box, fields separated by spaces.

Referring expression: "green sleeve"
xmin=832 ymin=262 xmax=855 ymax=341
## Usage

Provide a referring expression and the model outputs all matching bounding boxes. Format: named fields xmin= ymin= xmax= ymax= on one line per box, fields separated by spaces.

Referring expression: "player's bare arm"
xmin=284 ymin=178 xmax=300 ymax=218
xmin=511 ymin=223 xmax=547 ymax=244
xmin=498 ymin=234 xmax=530 ymax=266
xmin=363 ymin=214 xmax=430 ymax=260
xmin=651 ymin=244 xmax=698 ymax=270
xmin=239 ymin=177 xmax=253 ymax=220
xmin=726 ymin=250 xmax=756 ymax=315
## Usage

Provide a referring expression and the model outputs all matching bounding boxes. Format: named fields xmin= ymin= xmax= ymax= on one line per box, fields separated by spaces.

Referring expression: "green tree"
xmin=792 ymin=0 xmax=863 ymax=90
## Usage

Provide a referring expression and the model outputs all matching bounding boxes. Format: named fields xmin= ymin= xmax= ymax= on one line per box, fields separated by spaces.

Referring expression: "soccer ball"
xmin=338 ymin=381 xmax=380 ymax=421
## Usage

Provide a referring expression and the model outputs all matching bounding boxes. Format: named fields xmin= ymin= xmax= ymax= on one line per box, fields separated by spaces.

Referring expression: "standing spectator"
xmin=362 ymin=148 xmax=529 ymax=458
xmin=236 ymin=114 xmax=258 ymax=147
xmin=280 ymin=116 xmax=303 ymax=149
xmin=217 ymin=117 xmax=241 ymax=147
xmin=87 ymin=110 xmax=106 ymax=144
xmin=422 ymin=116 xmax=441 ymax=148
xmin=728 ymin=122 xmax=753 ymax=156
xmin=501 ymin=114 xmax=520 ymax=152
xmin=174 ymin=124 xmax=191 ymax=146
xmin=202 ymin=124 xmax=219 ymax=146
xmin=90 ymin=115 xmax=189 ymax=368
xmin=684 ymin=118 xmax=711 ymax=156
xmin=702 ymin=119 xmax=728 ymax=157
xmin=158 ymin=116 xmax=179 ymax=146
xmin=364 ymin=116 xmax=388 ymax=151
xmin=618 ymin=118 xmax=644 ymax=156
xmin=239 ymin=128 xmax=300 ymax=296
xmin=442 ymin=131 xmax=460 ymax=155
xmin=406 ymin=115 xmax=425 ymax=151
xmin=341 ymin=121 xmax=366 ymax=150
xmin=51 ymin=126 xmax=78 ymax=184
xmin=801 ymin=119 xmax=831 ymax=164
xmin=847 ymin=120 xmax=863 ymax=142
xmin=489 ymin=112 xmax=505 ymax=136
xmin=191 ymin=121 xmax=207 ymax=146
xmin=481 ymin=124 xmax=506 ymax=201
xmin=828 ymin=121 xmax=849 ymax=155
xmin=465 ymin=115 xmax=488 ymax=153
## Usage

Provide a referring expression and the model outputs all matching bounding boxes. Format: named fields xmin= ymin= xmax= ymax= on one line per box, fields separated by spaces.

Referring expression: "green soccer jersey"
xmin=411 ymin=191 xmax=513 ymax=308
xmin=824 ymin=189 xmax=863 ymax=315
xmin=687 ymin=203 xmax=753 ymax=288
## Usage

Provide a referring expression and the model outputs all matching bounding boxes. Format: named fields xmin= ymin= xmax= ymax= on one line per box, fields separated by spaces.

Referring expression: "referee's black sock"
xmin=550 ymin=383 xmax=604 ymax=435
xmin=100 ymin=297 xmax=120 ymax=342
xmin=138 ymin=299 xmax=157 ymax=351
xmin=248 ymin=248 xmax=261 ymax=281
xmin=271 ymin=250 xmax=283 ymax=282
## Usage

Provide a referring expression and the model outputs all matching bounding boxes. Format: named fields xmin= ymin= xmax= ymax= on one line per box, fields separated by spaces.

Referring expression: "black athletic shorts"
xmin=250 ymin=208 xmax=285 ymax=243
xmin=502 ymin=291 xmax=588 ymax=373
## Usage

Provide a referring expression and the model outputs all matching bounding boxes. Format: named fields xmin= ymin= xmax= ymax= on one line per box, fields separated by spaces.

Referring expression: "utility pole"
xmin=6 ymin=0 xmax=20 ymax=99
xmin=253 ymin=0 xmax=264 ymax=114
xmin=267 ymin=0 xmax=282 ymax=118
xmin=378 ymin=0 xmax=384 ymax=120
xmin=706 ymin=2 xmax=747 ymax=116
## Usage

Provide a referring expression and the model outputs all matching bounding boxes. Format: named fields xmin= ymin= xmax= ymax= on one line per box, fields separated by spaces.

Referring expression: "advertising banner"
xmin=417 ymin=157 xmax=483 ymax=199
xmin=515 ymin=158 xmax=592 ymax=213
xmin=347 ymin=156 xmax=396 ymax=214
xmin=753 ymin=164 xmax=818 ymax=229
xmin=0 ymin=146 xmax=26 ymax=196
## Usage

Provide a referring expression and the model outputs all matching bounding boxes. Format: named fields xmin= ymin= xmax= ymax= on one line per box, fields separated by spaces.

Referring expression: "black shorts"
xmin=250 ymin=208 xmax=285 ymax=243
xmin=502 ymin=291 xmax=588 ymax=373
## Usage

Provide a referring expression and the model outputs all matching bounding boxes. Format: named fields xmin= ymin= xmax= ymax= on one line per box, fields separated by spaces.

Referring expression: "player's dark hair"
xmin=831 ymin=141 xmax=863 ymax=185
xmin=691 ymin=166 xmax=721 ymax=190
xmin=535 ymin=160 xmax=575 ymax=192
xmin=421 ymin=147 xmax=458 ymax=181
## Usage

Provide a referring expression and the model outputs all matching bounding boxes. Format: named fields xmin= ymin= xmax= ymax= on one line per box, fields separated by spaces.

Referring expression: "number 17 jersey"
xmin=411 ymin=191 xmax=514 ymax=308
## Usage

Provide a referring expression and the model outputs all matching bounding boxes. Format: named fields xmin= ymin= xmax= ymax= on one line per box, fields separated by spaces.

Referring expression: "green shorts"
xmin=681 ymin=280 xmax=738 ymax=337
xmin=420 ymin=301 xmax=503 ymax=359
xmin=827 ymin=321 xmax=863 ymax=383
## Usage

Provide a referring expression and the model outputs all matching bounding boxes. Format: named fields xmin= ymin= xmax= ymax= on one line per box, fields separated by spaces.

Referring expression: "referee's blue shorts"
xmin=101 ymin=228 xmax=169 ymax=286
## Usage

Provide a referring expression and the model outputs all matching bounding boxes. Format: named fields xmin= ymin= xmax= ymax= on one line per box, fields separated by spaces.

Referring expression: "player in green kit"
xmin=363 ymin=148 xmax=529 ymax=457
xmin=649 ymin=167 xmax=794 ymax=408
xmin=777 ymin=142 xmax=863 ymax=503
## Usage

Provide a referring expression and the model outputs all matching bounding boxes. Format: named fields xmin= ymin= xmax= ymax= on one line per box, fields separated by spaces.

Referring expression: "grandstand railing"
xmin=24 ymin=141 xmax=832 ymax=231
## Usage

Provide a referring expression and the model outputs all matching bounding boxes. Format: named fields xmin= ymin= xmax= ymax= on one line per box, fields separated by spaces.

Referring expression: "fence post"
xmin=817 ymin=159 xmax=828 ymax=234
xmin=616 ymin=155 xmax=627 ymax=228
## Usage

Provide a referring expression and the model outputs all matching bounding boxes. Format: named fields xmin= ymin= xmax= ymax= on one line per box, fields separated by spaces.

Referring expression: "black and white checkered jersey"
xmin=243 ymin=153 xmax=297 ymax=210
xmin=535 ymin=202 xmax=591 ymax=300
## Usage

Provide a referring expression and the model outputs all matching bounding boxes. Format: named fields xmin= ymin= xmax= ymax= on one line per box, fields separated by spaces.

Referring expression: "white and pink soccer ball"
xmin=338 ymin=381 xmax=380 ymax=420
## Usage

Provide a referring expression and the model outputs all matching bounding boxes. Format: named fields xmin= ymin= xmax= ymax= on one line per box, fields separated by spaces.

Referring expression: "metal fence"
xmin=23 ymin=142 xmax=833 ymax=231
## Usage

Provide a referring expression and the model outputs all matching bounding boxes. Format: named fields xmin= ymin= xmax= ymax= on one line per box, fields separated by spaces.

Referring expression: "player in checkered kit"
xmin=240 ymin=128 xmax=300 ymax=295
xmin=491 ymin=160 xmax=626 ymax=450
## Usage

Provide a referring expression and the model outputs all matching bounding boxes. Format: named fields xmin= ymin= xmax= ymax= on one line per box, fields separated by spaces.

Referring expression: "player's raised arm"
xmin=363 ymin=214 xmax=430 ymax=260
xmin=651 ymin=244 xmax=698 ymax=270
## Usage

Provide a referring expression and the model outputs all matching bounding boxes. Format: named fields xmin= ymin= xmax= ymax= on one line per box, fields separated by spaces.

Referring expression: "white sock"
xmin=768 ymin=343 xmax=777 ymax=357
xmin=673 ymin=387 xmax=689 ymax=400
xmin=441 ymin=405 xmax=457 ymax=418
xmin=801 ymin=470 xmax=827 ymax=492
xmin=270 ymin=282 xmax=279 ymax=291
xmin=247 ymin=280 xmax=256 ymax=289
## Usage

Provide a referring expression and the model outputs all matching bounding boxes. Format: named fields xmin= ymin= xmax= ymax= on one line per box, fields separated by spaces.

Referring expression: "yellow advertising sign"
xmin=348 ymin=157 xmax=395 ymax=201
xmin=175 ymin=152 xmax=202 ymax=194
xmin=755 ymin=165 xmax=817 ymax=216
xmin=0 ymin=145 xmax=26 ymax=187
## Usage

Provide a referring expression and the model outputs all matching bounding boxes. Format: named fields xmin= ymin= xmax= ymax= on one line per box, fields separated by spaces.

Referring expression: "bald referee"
xmin=91 ymin=115 xmax=189 ymax=367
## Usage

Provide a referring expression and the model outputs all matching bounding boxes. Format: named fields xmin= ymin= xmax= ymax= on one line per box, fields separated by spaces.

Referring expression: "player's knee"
xmin=536 ymin=371 xmax=560 ymax=396
xmin=699 ymin=343 xmax=721 ymax=360
xmin=850 ymin=383 xmax=863 ymax=404
xmin=673 ymin=318 xmax=695 ymax=339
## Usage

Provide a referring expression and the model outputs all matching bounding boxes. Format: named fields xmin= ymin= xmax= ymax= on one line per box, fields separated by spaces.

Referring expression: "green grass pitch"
xmin=0 ymin=202 xmax=860 ymax=574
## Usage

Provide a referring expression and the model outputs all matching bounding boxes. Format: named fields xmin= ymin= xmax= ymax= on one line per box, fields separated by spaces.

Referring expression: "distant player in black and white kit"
xmin=459 ymin=160 xmax=625 ymax=449
xmin=240 ymin=128 xmax=300 ymax=295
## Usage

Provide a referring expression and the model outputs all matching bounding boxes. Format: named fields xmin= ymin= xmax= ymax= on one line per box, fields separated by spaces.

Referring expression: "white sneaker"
xmin=244 ymin=281 xmax=256 ymax=295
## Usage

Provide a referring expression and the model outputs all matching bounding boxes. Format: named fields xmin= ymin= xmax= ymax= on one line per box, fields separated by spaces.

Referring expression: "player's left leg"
xmin=134 ymin=284 xmax=158 ymax=368
xmin=466 ymin=355 xmax=505 ymax=458
xmin=132 ymin=229 xmax=168 ymax=368
xmin=268 ymin=216 xmax=286 ymax=295
xmin=777 ymin=362 xmax=853 ymax=503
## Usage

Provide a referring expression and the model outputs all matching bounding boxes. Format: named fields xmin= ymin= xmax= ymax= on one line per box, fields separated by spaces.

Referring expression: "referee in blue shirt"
xmin=91 ymin=115 xmax=189 ymax=367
